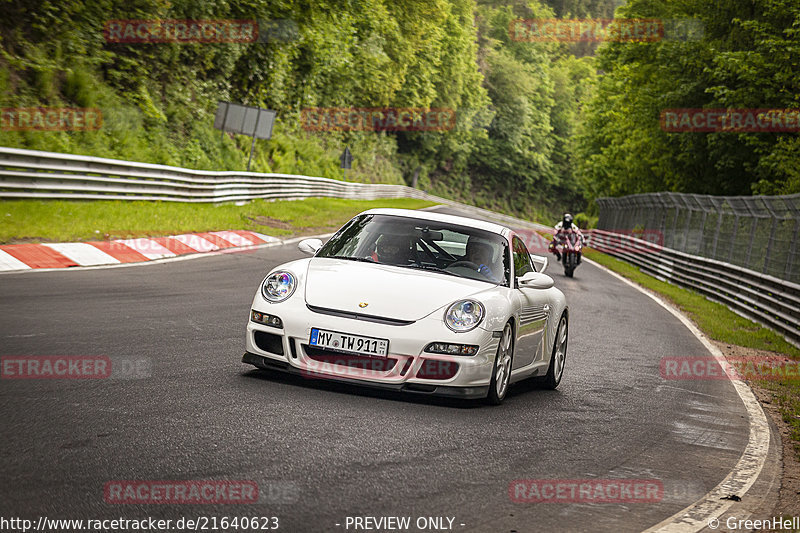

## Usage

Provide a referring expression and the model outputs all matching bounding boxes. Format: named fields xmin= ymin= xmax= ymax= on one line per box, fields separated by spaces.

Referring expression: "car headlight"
xmin=444 ymin=300 xmax=485 ymax=332
xmin=261 ymin=271 xmax=296 ymax=302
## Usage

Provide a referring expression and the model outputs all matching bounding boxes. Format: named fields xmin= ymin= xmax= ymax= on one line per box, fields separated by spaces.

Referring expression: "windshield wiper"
xmin=325 ymin=255 xmax=377 ymax=263
xmin=403 ymin=264 xmax=461 ymax=278
xmin=406 ymin=263 xmax=505 ymax=285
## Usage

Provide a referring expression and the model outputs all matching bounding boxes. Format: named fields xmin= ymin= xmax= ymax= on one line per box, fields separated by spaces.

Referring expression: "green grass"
xmin=0 ymin=197 xmax=436 ymax=243
xmin=585 ymin=248 xmax=800 ymax=458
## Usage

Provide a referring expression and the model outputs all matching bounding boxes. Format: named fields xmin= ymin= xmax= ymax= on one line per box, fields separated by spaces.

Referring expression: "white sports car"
xmin=243 ymin=208 xmax=568 ymax=404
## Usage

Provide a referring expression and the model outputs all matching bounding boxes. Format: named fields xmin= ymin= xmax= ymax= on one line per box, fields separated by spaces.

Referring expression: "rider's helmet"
xmin=562 ymin=213 xmax=574 ymax=229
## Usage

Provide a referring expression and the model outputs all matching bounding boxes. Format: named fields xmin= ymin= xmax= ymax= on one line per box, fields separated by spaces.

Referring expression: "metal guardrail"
xmin=0 ymin=146 xmax=551 ymax=232
xmin=2 ymin=148 xmax=794 ymax=344
xmin=588 ymin=229 xmax=800 ymax=347
xmin=0 ymin=146 xmax=427 ymax=203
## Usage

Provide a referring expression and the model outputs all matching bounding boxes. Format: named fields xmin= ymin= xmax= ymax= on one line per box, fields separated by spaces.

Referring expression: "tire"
xmin=541 ymin=313 xmax=568 ymax=389
xmin=487 ymin=322 xmax=514 ymax=405
xmin=563 ymin=252 xmax=576 ymax=277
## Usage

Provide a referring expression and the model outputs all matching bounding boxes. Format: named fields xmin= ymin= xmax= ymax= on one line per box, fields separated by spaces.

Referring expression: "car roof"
xmin=359 ymin=208 xmax=511 ymax=236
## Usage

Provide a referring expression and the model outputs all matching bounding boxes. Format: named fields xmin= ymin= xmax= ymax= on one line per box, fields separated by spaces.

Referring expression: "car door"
xmin=511 ymin=235 xmax=549 ymax=370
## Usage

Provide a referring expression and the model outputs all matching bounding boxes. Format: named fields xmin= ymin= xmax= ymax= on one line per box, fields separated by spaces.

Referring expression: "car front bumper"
xmin=243 ymin=297 xmax=500 ymax=399
xmin=242 ymin=351 xmax=490 ymax=398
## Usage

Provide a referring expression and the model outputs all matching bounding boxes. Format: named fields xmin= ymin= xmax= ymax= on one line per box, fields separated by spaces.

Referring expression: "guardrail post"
xmin=611 ymin=198 xmax=622 ymax=230
xmin=787 ymin=219 xmax=799 ymax=281
xmin=619 ymin=198 xmax=629 ymax=230
xmin=669 ymin=200 xmax=680 ymax=249
xmin=762 ymin=201 xmax=779 ymax=275
xmin=681 ymin=206 xmax=693 ymax=253
xmin=784 ymin=198 xmax=800 ymax=281
xmin=710 ymin=204 xmax=724 ymax=259
xmin=655 ymin=193 xmax=667 ymax=245
xmin=695 ymin=204 xmax=708 ymax=255
xmin=727 ymin=214 xmax=739 ymax=263
xmin=744 ymin=218 xmax=758 ymax=268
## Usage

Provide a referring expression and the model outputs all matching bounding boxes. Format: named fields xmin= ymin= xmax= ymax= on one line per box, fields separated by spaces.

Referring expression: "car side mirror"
xmin=518 ymin=271 xmax=554 ymax=289
xmin=298 ymin=238 xmax=323 ymax=255
xmin=531 ymin=254 xmax=548 ymax=274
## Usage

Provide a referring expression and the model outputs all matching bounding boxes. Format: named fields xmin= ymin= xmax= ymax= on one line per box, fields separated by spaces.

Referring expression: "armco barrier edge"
xmin=0 ymin=146 xmax=551 ymax=230
xmin=588 ymin=229 xmax=800 ymax=347
xmin=2 ymin=147 xmax=796 ymax=345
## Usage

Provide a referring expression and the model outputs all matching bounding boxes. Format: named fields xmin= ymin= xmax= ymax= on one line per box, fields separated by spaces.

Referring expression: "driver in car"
xmin=374 ymin=234 xmax=414 ymax=265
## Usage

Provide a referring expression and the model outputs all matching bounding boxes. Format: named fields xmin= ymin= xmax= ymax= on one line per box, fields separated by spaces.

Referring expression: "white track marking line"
xmin=171 ymin=234 xmax=219 ymax=252
xmin=584 ymin=258 xmax=770 ymax=533
xmin=0 ymin=249 xmax=32 ymax=271
xmin=42 ymin=242 xmax=120 ymax=266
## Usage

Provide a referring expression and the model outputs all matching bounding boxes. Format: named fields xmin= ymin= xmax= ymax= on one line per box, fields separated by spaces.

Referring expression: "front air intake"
xmin=302 ymin=345 xmax=397 ymax=373
xmin=254 ymin=331 xmax=284 ymax=356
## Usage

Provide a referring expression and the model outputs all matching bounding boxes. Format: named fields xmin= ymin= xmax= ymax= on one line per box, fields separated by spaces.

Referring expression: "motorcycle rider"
xmin=549 ymin=213 xmax=586 ymax=263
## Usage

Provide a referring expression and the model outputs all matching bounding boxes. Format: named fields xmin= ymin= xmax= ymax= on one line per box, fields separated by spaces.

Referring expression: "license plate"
xmin=309 ymin=328 xmax=389 ymax=358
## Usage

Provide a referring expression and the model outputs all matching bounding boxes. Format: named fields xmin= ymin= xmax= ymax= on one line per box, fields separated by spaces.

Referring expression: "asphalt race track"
xmin=0 ymin=207 xmax=757 ymax=532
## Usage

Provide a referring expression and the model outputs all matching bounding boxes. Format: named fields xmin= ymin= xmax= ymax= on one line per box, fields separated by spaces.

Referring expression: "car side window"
xmin=512 ymin=236 xmax=534 ymax=280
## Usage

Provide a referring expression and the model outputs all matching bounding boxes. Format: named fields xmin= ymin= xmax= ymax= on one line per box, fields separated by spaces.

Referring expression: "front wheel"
xmin=563 ymin=252 xmax=576 ymax=277
xmin=540 ymin=313 xmax=567 ymax=389
xmin=487 ymin=322 xmax=514 ymax=405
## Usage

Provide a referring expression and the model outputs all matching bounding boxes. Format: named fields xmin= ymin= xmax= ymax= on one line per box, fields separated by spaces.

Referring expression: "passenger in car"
xmin=465 ymin=240 xmax=496 ymax=279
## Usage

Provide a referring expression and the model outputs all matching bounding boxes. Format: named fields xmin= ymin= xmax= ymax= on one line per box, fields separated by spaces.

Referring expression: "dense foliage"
xmin=1 ymin=0 xmax=601 ymax=220
xmin=2 ymin=0 xmax=795 ymax=223
xmin=577 ymin=0 xmax=800 ymax=199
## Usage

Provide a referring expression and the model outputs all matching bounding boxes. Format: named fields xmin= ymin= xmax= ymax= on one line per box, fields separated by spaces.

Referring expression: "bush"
xmin=574 ymin=212 xmax=597 ymax=229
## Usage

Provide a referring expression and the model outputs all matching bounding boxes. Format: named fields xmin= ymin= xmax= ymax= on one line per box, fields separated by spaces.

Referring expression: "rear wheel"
xmin=541 ymin=313 xmax=567 ymax=389
xmin=487 ymin=322 xmax=513 ymax=405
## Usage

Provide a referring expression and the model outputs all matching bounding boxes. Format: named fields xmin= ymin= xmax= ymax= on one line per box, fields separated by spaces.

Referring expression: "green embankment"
xmin=0 ymin=198 xmax=435 ymax=243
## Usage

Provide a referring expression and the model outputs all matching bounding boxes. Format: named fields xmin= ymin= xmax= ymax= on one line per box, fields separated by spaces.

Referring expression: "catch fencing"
xmin=593 ymin=192 xmax=800 ymax=346
xmin=596 ymin=192 xmax=800 ymax=284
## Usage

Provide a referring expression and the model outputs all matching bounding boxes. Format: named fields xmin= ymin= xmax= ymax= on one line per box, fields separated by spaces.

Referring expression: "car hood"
xmin=304 ymin=258 xmax=491 ymax=321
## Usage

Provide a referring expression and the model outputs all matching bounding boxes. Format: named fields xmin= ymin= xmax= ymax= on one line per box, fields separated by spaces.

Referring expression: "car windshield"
xmin=317 ymin=214 xmax=511 ymax=286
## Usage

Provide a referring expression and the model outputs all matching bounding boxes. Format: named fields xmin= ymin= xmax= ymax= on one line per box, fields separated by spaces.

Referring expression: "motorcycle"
xmin=550 ymin=229 xmax=583 ymax=278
